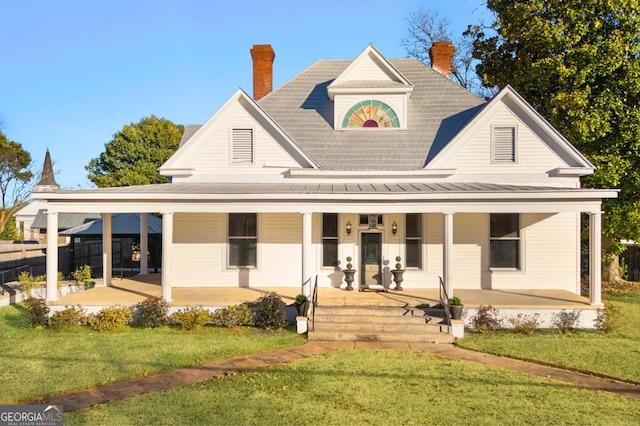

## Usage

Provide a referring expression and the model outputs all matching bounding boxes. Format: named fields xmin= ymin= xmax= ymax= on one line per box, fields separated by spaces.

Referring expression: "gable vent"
xmin=492 ymin=126 xmax=516 ymax=162
xmin=232 ymin=129 xmax=254 ymax=164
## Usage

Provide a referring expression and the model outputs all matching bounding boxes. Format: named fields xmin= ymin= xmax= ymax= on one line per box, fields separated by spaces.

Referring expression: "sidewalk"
xmin=35 ymin=341 xmax=640 ymax=412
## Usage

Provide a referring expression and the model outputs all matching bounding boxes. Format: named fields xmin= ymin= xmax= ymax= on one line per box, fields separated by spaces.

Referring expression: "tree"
xmin=0 ymin=130 xmax=33 ymax=237
xmin=86 ymin=116 xmax=184 ymax=187
xmin=466 ymin=0 xmax=640 ymax=282
xmin=402 ymin=7 xmax=495 ymax=98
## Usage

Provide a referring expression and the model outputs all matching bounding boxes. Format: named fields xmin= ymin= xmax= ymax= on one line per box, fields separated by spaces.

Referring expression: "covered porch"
xmin=35 ymin=182 xmax=617 ymax=325
xmin=48 ymin=273 xmax=597 ymax=315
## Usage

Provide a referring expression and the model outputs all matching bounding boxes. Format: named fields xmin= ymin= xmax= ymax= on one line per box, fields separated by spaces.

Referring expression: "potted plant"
xmin=449 ymin=296 xmax=464 ymax=320
xmin=295 ymin=294 xmax=309 ymax=316
xmin=391 ymin=256 xmax=405 ymax=291
xmin=343 ymin=256 xmax=356 ymax=291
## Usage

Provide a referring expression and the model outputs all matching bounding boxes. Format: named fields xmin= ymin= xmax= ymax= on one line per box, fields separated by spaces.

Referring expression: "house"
xmin=15 ymin=150 xmax=64 ymax=242
xmin=34 ymin=43 xmax=617 ymax=328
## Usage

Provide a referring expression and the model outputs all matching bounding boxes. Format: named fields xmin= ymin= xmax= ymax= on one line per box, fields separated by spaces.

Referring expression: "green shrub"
xmin=72 ymin=265 xmax=93 ymax=288
xmin=469 ymin=305 xmax=501 ymax=334
xmin=134 ymin=297 xmax=169 ymax=328
xmin=23 ymin=297 xmax=49 ymax=327
xmin=18 ymin=271 xmax=43 ymax=296
xmin=49 ymin=305 xmax=86 ymax=331
xmin=595 ymin=303 xmax=622 ymax=334
xmin=254 ymin=292 xmax=288 ymax=331
xmin=88 ymin=305 xmax=133 ymax=332
xmin=171 ymin=306 xmax=211 ymax=331
xmin=20 ymin=271 xmax=66 ymax=293
xmin=210 ymin=303 xmax=253 ymax=328
xmin=550 ymin=310 xmax=580 ymax=334
xmin=507 ymin=313 xmax=539 ymax=336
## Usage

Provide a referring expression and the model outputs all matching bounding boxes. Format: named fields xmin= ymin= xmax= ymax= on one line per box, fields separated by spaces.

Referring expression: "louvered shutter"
xmin=492 ymin=127 xmax=516 ymax=162
xmin=232 ymin=129 xmax=254 ymax=163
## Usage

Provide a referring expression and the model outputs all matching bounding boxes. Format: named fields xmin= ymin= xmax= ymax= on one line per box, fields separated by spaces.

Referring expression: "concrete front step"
xmin=312 ymin=322 xmax=447 ymax=334
xmin=314 ymin=315 xmax=443 ymax=326
xmin=315 ymin=306 xmax=444 ymax=317
xmin=308 ymin=330 xmax=454 ymax=343
xmin=308 ymin=305 xmax=452 ymax=343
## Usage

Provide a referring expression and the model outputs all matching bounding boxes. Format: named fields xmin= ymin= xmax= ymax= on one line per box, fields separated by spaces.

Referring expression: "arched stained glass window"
xmin=342 ymin=100 xmax=399 ymax=128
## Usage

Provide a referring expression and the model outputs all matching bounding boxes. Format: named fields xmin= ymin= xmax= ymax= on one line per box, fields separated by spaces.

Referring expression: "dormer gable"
xmin=328 ymin=44 xmax=414 ymax=130
xmin=159 ymin=89 xmax=318 ymax=180
xmin=426 ymin=85 xmax=595 ymax=178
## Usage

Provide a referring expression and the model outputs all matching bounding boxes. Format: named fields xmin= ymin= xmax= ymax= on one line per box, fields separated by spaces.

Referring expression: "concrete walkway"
xmin=34 ymin=341 xmax=640 ymax=412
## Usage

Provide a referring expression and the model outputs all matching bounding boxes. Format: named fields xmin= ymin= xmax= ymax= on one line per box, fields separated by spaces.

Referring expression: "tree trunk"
xmin=602 ymin=236 xmax=623 ymax=283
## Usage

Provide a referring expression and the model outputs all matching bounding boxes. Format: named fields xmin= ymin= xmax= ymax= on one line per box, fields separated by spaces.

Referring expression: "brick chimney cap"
xmin=251 ymin=44 xmax=275 ymax=60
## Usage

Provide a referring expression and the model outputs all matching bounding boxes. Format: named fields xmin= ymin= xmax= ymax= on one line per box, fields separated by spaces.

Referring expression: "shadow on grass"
xmin=2 ymin=303 xmax=29 ymax=329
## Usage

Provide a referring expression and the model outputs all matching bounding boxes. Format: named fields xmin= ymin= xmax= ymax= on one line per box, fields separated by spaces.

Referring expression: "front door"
xmin=361 ymin=232 xmax=382 ymax=288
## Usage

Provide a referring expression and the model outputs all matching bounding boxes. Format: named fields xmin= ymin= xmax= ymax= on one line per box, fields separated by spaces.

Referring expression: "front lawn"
xmin=0 ymin=303 xmax=305 ymax=404
xmin=65 ymin=349 xmax=640 ymax=425
xmin=457 ymin=284 xmax=640 ymax=384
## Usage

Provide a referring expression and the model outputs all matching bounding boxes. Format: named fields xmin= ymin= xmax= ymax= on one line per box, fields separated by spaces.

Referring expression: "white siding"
xmin=418 ymin=212 xmax=580 ymax=292
xmin=341 ymin=54 xmax=394 ymax=81
xmin=489 ymin=212 xmax=579 ymax=291
xmin=179 ymin=107 xmax=302 ymax=178
xmin=173 ymin=213 xmax=225 ymax=286
xmin=445 ymin=106 xmax=570 ymax=184
xmin=170 ymin=212 xmax=580 ymax=293
xmin=171 ymin=213 xmax=305 ymax=288
xmin=451 ymin=214 xmax=485 ymax=289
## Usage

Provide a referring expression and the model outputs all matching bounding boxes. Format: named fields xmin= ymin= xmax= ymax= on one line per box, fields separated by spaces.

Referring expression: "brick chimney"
xmin=429 ymin=41 xmax=455 ymax=79
xmin=250 ymin=44 xmax=275 ymax=100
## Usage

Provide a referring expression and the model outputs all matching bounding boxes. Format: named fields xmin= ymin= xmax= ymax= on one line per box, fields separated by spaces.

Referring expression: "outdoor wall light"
xmin=392 ymin=221 xmax=398 ymax=235
xmin=346 ymin=221 xmax=352 ymax=235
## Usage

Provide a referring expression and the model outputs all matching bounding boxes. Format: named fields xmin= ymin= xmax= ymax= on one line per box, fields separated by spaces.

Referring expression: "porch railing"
xmin=438 ymin=276 xmax=452 ymax=334
xmin=311 ymin=275 xmax=318 ymax=332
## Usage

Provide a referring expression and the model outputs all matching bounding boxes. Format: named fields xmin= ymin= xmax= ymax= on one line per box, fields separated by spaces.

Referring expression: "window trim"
xmin=227 ymin=213 xmax=258 ymax=268
xmin=322 ymin=213 xmax=339 ymax=267
xmin=489 ymin=213 xmax=521 ymax=271
xmin=491 ymin=125 xmax=517 ymax=163
xmin=405 ymin=213 xmax=423 ymax=270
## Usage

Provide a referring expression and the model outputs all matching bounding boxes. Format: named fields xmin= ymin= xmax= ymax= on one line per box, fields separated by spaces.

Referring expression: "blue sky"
xmin=1 ymin=0 xmax=490 ymax=189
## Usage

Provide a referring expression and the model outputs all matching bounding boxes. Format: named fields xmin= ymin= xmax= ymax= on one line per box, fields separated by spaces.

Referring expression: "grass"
xmin=0 ymin=303 xmax=305 ymax=404
xmin=65 ymin=350 xmax=640 ymax=425
xmin=3 ymin=286 xmax=640 ymax=424
xmin=457 ymin=284 xmax=640 ymax=384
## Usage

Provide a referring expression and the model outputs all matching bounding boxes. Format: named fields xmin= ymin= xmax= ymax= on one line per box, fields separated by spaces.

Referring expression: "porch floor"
xmin=49 ymin=274 xmax=596 ymax=310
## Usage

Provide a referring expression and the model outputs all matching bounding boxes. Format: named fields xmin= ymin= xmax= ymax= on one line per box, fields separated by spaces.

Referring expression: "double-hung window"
xmin=490 ymin=213 xmax=520 ymax=269
xmin=322 ymin=213 xmax=338 ymax=267
xmin=228 ymin=213 xmax=257 ymax=267
xmin=405 ymin=213 xmax=423 ymax=268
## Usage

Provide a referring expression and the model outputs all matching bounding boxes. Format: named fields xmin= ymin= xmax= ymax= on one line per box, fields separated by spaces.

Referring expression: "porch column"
xmin=45 ymin=211 xmax=59 ymax=301
xmin=301 ymin=212 xmax=312 ymax=296
xmin=589 ymin=211 xmax=603 ymax=305
xmin=102 ymin=213 xmax=112 ymax=286
xmin=443 ymin=212 xmax=454 ymax=298
xmin=161 ymin=212 xmax=173 ymax=301
xmin=140 ymin=213 xmax=149 ymax=275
